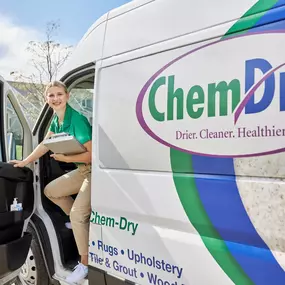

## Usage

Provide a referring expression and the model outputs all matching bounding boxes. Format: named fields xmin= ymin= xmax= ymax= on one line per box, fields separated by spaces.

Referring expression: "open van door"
xmin=0 ymin=76 xmax=35 ymax=284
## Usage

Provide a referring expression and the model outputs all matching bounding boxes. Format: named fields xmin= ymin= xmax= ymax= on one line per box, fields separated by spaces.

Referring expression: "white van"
xmin=1 ymin=0 xmax=285 ymax=284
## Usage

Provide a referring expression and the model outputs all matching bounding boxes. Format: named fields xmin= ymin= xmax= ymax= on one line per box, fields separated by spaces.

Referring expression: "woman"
xmin=11 ymin=81 xmax=92 ymax=284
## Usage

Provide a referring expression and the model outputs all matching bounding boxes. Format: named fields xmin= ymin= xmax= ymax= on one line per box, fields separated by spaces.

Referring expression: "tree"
xmin=10 ymin=21 xmax=73 ymax=126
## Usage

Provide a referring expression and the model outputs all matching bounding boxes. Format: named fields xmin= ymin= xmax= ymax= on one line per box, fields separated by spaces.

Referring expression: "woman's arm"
xmin=11 ymin=131 xmax=54 ymax=167
xmin=50 ymin=140 xmax=92 ymax=164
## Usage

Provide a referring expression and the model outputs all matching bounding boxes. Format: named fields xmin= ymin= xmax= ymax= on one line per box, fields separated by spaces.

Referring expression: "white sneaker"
xmin=66 ymin=262 xmax=88 ymax=284
xmin=65 ymin=222 xmax=72 ymax=229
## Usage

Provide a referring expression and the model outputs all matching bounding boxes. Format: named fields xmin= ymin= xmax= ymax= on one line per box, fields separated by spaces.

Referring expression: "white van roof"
xmin=59 ymin=0 xmax=153 ymax=79
xmin=59 ymin=0 xmax=261 ymax=79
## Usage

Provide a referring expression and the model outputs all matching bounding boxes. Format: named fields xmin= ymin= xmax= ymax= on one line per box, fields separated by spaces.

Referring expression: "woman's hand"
xmin=50 ymin=153 xmax=68 ymax=162
xmin=10 ymin=160 xmax=29 ymax=168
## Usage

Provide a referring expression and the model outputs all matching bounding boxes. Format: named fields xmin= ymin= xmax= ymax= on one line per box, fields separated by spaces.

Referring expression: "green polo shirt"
xmin=49 ymin=104 xmax=92 ymax=163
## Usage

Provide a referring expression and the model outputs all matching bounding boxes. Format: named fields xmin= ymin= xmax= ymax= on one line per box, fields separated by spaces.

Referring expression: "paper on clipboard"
xmin=43 ymin=133 xmax=86 ymax=155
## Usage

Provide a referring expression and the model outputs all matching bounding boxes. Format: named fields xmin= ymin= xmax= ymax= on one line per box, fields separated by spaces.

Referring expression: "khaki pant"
xmin=44 ymin=164 xmax=91 ymax=256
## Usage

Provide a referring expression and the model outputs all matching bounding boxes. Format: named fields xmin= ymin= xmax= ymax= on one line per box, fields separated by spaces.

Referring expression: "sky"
xmin=0 ymin=0 xmax=131 ymax=80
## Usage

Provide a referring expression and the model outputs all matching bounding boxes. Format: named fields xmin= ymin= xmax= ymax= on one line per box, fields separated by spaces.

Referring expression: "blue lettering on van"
xmin=244 ymin=58 xmax=275 ymax=114
xmin=127 ymin=249 xmax=183 ymax=278
xmin=147 ymin=272 xmax=184 ymax=285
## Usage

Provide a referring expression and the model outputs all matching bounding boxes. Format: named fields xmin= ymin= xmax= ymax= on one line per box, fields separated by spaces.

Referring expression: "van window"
xmin=68 ymin=76 xmax=94 ymax=125
xmin=6 ymin=97 xmax=24 ymax=161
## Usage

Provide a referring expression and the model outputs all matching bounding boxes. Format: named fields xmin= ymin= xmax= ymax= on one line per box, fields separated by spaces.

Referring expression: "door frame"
xmin=0 ymin=80 xmax=6 ymax=162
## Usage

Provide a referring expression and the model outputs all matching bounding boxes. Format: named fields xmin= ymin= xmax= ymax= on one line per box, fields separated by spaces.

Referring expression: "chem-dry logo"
xmin=136 ymin=31 xmax=285 ymax=157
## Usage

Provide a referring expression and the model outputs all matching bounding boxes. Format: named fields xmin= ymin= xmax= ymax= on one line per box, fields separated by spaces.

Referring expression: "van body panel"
xmin=103 ymin=0 xmax=258 ymax=58
xmin=58 ymin=18 xmax=107 ymax=79
xmin=55 ymin=0 xmax=285 ymax=284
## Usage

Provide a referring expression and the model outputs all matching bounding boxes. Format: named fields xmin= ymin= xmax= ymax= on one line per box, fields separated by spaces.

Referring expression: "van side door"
xmin=0 ymin=77 xmax=35 ymax=284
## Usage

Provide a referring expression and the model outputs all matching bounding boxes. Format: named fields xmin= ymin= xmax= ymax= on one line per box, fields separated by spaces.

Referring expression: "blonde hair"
xmin=45 ymin=80 xmax=68 ymax=96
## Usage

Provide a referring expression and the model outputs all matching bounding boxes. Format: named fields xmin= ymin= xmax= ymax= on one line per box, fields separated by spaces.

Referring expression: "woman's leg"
xmin=44 ymin=169 xmax=84 ymax=214
xmin=69 ymin=165 xmax=91 ymax=265
xmin=45 ymin=165 xmax=91 ymax=283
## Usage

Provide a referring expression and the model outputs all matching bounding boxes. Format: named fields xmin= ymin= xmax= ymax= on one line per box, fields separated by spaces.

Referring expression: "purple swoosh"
xmin=234 ymin=62 xmax=285 ymax=124
xmin=136 ymin=30 xmax=285 ymax=158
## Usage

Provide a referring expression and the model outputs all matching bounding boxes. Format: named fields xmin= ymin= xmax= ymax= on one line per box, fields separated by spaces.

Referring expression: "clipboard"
xmin=43 ymin=133 xmax=86 ymax=155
